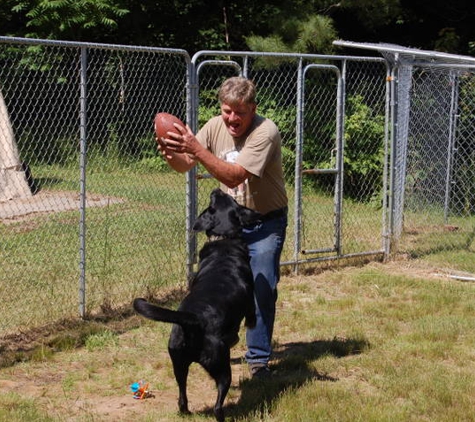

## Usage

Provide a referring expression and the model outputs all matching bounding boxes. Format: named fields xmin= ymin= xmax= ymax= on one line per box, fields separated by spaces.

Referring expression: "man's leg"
xmin=243 ymin=216 xmax=287 ymax=373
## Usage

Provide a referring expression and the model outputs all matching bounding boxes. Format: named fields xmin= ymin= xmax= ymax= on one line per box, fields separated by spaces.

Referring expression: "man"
xmin=158 ymin=76 xmax=288 ymax=377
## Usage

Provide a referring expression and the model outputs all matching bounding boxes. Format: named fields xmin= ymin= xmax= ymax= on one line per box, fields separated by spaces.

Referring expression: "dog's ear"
xmin=192 ymin=207 xmax=215 ymax=232
xmin=238 ymin=206 xmax=262 ymax=227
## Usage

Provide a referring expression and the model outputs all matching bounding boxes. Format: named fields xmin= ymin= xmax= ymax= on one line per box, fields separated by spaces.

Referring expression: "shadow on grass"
xmin=0 ymin=288 xmax=188 ymax=368
xmin=28 ymin=176 xmax=65 ymax=193
xmin=224 ymin=336 xmax=370 ymax=420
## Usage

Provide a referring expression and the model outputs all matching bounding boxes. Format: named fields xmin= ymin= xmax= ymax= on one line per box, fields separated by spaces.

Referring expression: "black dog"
xmin=133 ymin=188 xmax=260 ymax=422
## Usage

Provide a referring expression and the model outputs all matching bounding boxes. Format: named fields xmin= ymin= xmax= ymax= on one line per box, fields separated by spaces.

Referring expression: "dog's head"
xmin=193 ymin=188 xmax=261 ymax=238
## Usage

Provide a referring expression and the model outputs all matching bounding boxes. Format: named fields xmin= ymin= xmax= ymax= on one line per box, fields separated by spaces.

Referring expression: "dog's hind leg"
xmin=213 ymin=364 xmax=231 ymax=422
xmin=204 ymin=348 xmax=232 ymax=422
xmin=171 ymin=357 xmax=191 ymax=415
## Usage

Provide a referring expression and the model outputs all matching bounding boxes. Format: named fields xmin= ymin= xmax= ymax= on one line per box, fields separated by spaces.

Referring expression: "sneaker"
xmin=249 ymin=363 xmax=272 ymax=379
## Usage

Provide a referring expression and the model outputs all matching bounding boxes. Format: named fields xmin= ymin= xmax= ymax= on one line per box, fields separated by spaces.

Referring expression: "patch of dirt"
xmin=0 ymin=365 xmax=187 ymax=421
xmin=0 ymin=189 xmax=125 ymax=224
xmin=0 ymin=287 xmax=237 ymax=420
xmin=366 ymin=257 xmax=475 ymax=281
xmin=0 ymin=327 xmax=252 ymax=421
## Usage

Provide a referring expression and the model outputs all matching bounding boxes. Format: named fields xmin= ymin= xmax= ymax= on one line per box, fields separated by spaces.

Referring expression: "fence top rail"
xmin=0 ymin=37 xmax=391 ymax=67
xmin=334 ymin=40 xmax=475 ymax=66
xmin=191 ymin=49 xmax=387 ymax=64
xmin=410 ymin=62 xmax=475 ymax=71
xmin=0 ymin=36 xmax=191 ymax=59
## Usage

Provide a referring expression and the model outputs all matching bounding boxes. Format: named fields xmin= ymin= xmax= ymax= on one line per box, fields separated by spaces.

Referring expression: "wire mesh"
xmin=6 ymin=38 xmax=458 ymax=339
xmin=399 ymin=65 xmax=475 ymax=255
xmin=191 ymin=52 xmax=389 ymax=266
xmin=333 ymin=40 xmax=475 ymax=257
xmin=0 ymin=39 xmax=190 ymax=335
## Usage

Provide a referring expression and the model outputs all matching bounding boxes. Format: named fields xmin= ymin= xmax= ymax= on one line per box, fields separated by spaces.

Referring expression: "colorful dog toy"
xmin=130 ymin=380 xmax=150 ymax=399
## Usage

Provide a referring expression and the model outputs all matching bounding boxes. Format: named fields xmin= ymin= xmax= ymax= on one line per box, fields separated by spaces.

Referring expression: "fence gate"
xmin=290 ymin=56 xmax=390 ymax=267
xmin=293 ymin=64 xmax=344 ymax=262
xmin=188 ymin=51 xmax=389 ymax=274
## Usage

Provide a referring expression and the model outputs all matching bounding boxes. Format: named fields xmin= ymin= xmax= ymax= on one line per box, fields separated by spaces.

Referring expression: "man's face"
xmin=220 ymin=101 xmax=256 ymax=138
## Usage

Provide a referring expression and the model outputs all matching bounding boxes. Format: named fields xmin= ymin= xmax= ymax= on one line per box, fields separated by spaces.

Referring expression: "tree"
xmin=115 ymin=0 xmax=293 ymax=52
xmin=246 ymin=14 xmax=338 ymax=55
xmin=4 ymin=0 xmax=475 ymax=56
xmin=11 ymin=0 xmax=129 ymax=41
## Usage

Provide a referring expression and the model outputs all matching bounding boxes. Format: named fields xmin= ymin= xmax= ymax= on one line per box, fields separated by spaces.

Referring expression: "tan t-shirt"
xmin=196 ymin=115 xmax=288 ymax=214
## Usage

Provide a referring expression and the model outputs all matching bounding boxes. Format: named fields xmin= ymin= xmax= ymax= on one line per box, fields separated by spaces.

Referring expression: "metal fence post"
xmin=444 ymin=71 xmax=459 ymax=223
xmin=391 ymin=64 xmax=412 ymax=242
xmin=334 ymin=60 xmax=345 ymax=255
xmin=382 ymin=65 xmax=393 ymax=258
xmin=186 ymin=59 xmax=198 ymax=282
xmin=294 ymin=58 xmax=304 ymax=270
xmin=79 ymin=47 xmax=88 ymax=318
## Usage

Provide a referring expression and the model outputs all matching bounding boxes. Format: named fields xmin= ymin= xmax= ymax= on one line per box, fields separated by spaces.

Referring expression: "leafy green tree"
xmin=342 ymin=95 xmax=385 ymax=201
xmin=3 ymin=0 xmax=475 ymax=55
xmin=11 ymin=0 xmax=129 ymax=41
xmin=313 ymin=95 xmax=386 ymax=201
xmin=246 ymin=14 xmax=337 ymax=55
xmin=116 ymin=0 xmax=293 ymax=52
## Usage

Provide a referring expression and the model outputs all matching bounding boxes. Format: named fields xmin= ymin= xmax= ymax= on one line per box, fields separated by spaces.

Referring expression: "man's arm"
xmin=161 ymin=124 xmax=251 ymax=188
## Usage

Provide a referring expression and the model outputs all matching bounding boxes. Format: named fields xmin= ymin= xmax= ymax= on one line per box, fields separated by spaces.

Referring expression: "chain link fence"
xmin=0 ymin=38 xmax=191 ymax=336
xmin=355 ymin=42 xmax=475 ymax=260
xmin=398 ymin=65 xmax=475 ymax=256
xmin=335 ymin=40 xmax=475 ymax=265
xmin=2 ymin=37 xmax=474 ymax=338
xmin=189 ymin=52 xmax=389 ymax=269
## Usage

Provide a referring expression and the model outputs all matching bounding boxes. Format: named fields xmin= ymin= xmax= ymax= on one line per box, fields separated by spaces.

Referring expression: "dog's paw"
xmin=245 ymin=315 xmax=257 ymax=328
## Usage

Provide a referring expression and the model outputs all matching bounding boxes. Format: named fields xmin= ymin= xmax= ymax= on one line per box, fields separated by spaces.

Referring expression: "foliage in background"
xmin=1 ymin=0 xmax=474 ymax=55
xmin=313 ymin=95 xmax=386 ymax=202
xmin=246 ymin=14 xmax=337 ymax=55
xmin=11 ymin=0 xmax=128 ymax=41
xmin=341 ymin=95 xmax=385 ymax=201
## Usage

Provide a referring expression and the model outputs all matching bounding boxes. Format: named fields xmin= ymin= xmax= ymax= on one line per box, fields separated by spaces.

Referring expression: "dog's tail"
xmin=133 ymin=298 xmax=200 ymax=327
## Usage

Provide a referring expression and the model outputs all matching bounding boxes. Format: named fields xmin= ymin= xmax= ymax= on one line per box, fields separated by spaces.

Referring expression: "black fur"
xmin=133 ymin=188 xmax=260 ymax=422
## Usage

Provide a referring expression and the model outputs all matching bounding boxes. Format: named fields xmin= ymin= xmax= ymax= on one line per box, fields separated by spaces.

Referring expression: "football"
xmin=154 ymin=112 xmax=186 ymax=141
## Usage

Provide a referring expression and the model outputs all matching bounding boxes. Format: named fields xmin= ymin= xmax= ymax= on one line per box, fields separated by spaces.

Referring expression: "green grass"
xmin=0 ymin=165 xmax=190 ymax=333
xmin=1 ymin=259 xmax=475 ymax=421
xmin=1 ymin=162 xmax=475 ymax=338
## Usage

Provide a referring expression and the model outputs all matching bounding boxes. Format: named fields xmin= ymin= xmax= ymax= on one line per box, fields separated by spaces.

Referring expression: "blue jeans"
xmin=242 ymin=213 xmax=287 ymax=365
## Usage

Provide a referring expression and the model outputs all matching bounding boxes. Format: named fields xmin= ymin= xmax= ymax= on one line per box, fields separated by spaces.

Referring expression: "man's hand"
xmin=156 ymin=135 xmax=173 ymax=159
xmin=161 ymin=123 xmax=199 ymax=157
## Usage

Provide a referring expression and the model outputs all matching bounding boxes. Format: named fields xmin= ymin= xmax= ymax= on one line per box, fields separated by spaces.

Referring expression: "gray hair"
xmin=218 ymin=77 xmax=256 ymax=105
